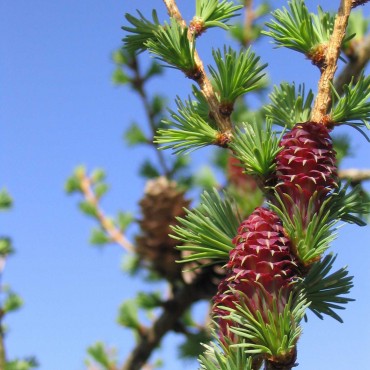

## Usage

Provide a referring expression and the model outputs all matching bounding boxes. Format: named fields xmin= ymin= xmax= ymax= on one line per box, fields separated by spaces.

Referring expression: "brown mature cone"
xmin=136 ymin=177 xmax=191 ymax=281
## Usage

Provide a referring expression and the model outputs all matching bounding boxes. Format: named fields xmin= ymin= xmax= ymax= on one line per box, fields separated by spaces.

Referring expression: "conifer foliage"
xmin=68 ymin=0 xmax=370 ymax=369
xmin=0 ymin=190 xmax=38 ymax=369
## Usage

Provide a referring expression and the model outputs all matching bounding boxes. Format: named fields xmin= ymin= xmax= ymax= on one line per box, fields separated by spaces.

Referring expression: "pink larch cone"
xmin=275 ymin=122 xmax=338 ymax=225
xmin=213 ymin=207 xmax=298 ymax=342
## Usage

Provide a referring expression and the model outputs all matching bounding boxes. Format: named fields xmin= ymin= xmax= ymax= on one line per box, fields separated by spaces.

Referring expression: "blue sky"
xmin=1 ymin=1 xmax=370 ymax=369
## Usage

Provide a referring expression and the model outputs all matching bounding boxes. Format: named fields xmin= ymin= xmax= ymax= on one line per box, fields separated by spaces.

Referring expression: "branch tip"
xmin=162 ymin=0 xmax=233 ymax=134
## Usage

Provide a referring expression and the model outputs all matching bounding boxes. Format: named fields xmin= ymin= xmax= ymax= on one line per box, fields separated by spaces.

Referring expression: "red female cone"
xmin=275 ymin=122 xmax=338 ymax=225
xmin=213 ymin=207 xmax=298 ymax=342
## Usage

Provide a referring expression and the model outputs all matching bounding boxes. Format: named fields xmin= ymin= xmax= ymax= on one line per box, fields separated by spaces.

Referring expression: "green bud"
xmin=112 ymin=50 xmax=127 ymax=65
xmin=145 ymin=62 xmax=163 ymax=79
xmin=90 ymin=168 xmax=106 ymax=184
xmin=0 ymin=189 xmax=12 ymax=209
xmin=124 ymin=123 xmax=148 ymax=146
xmin=89 ymin=228 xmax=110 ymax=246
xmin=112 ymin=68 xmax=130 ymax=85
xmin=65 ymin=176 xmax=82 ymax=194
xmin=139 ymin=160 xmax=160 ymax=179
xmin=3 ymin=291 xmax=23 ymax=313
xmin=78 ymin=201 xmax=98 ymax=218
xmin=87 ymin=342 xmax=114 ymax=368
xmin=117 ymin=300 xmax=140 ymax=330
xmin=136 ymin=291 xmax=161 ymax=309
xmin=0 ymin=238 xmax=13 ymax=256
xmin=74 ymin=165 xmax=86 ymax=180
xmin=117 ymin=212 xmax=133 ymax=231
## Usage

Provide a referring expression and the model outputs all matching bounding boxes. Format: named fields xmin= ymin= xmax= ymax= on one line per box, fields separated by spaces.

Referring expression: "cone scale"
xmin=213 ymin=207 xmax=298 ymax=342
xmin=275 ymin=122 xmax=338 ymax=223
xmin=213 ymin=122 xmax=340 ymax=367
xmin=136 ymin=177 xmax=190 ymax=280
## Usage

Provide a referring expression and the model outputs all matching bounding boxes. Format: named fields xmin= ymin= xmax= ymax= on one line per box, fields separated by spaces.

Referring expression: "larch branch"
xmin=311 ymin=0 xmax=353 ymax=124
xmin=243 ymin=0 xmax=255 ymax=47
xmin=339 ymin=168 xmax=370 ymax=182
xmin=162 ymin=0 xmax=233 ymax=135
xmin=79 ymin=174 xmax=135 ymax=253
xmin=121 ymin=280 xmax=210 ymax=370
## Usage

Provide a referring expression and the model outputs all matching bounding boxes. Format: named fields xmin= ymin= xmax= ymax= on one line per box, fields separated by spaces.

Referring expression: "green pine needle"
xmin=263 ymin=0 xmax=335 ymax=58
xmin=172 ymin=189 xmax=242 ymax=264
xmin=198 ymin=330 xmax=254 ymax=370
xmin=331 ymin=74 xmax=370 ymax=131
xmin=265 ymin=83 xmax=314 ymax=129
xmin=191 ymin=85 xmax=212 ymax=122
xmin=122 ymin=10 xmax=161 ymax=54
xmin=229 ymin=121 xmax=283 ymax=178
xmin=226 ymin=291 xmax=307 ymax=358
xmin=271 ymin=182 xmax=368 ymax=265
xmin=145 ymin=19 xmax=197 ymax=76
xmin=311 ymin=6 xmax=336 ymax=46
xmin=270 ymin=192 xmax=338 ymax=265
xmin=155 ymin=97 xmax=219 ymax=154
xmin=209 ymin=46 xmax=267 ymax=104
xmin=195 ymin=0 xmax=243 ymax=31
xmin=299 ymin=253 xmax=354 ymax=323
xmin=328 ymin=183 xmax=370 ymax=226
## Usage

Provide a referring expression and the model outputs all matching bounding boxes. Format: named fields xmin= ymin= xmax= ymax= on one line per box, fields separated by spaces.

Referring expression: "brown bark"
xmin=121 ymin=277 xmax=215 ymax=370
xmin=311 ymin=0 xmax=353 ymax=124
xmin=339 ymin=168 xmax=370 ymax=182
